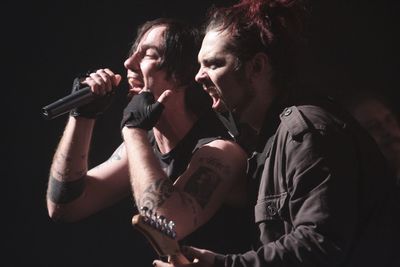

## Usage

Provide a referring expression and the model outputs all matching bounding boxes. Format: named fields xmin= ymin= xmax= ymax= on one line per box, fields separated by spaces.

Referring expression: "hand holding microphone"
xmin=42 ymin=69 xmax=122 ymax=120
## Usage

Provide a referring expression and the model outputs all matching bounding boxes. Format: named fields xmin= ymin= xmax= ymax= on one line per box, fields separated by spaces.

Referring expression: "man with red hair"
xmin=154 ymin=0 xmax=398 ymax=266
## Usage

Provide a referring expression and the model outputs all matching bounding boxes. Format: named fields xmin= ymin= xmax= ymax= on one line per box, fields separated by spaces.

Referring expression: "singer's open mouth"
xmin=128 ymin=77 xmax=144 ymax=93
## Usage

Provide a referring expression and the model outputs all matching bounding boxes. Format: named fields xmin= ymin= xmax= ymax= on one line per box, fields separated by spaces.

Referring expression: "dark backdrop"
xmin=5 ymin=0 xmax=399 ymax=266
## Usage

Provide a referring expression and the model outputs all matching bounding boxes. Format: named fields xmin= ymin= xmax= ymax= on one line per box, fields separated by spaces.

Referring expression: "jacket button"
xmin=283 ymin=108 xmax=292 ymax=116
xmin=267 ymin=204 xmax=277 ymax=216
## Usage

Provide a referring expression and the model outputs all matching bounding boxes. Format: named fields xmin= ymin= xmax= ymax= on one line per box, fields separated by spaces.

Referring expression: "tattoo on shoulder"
xmin=184 ymin=166 xmax=221 ymax=209
xmin=139 ymin=178 xmax=174 ymax=210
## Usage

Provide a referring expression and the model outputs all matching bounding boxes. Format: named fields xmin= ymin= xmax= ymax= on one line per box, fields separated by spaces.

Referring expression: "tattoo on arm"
xmin=184 ymin=166 xmax=221 ymax=209
xmin=198 ymin=157 xmax=231 ymax=176
xmin=47 ymin=175 xmax=86 ymax=204
xmin=178 ymin=191 xmax=198 ymax=226
xmin=139 ymin=178 xmax=174 ymax=210
xmin=93 ymin=144 xmax=125 ymax=170
xmin=57 ymin=152 xmax=72 ymax=163
xmin=52 ymin=165 xmax=85 ymax=181
xmin=54 ymin=152 xmax=87 ymax=165
xmin=108 ymin=144 xmax=124 ymax=162
xmin=53 ymin=151 xmax=87 ymax=177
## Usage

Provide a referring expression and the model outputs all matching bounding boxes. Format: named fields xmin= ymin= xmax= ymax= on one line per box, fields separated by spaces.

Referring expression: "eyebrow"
xmin=131 ymin=44 xmax=162 ymax=56
xmin=199 ymin=56 xmax=224 ymax=66
xmin=140 ymin=44 xmax=160 ymax=52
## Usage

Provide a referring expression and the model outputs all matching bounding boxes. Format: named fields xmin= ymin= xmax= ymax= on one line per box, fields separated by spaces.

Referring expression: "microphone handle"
xmin=42 ymin=87 xmax=95 ymax=120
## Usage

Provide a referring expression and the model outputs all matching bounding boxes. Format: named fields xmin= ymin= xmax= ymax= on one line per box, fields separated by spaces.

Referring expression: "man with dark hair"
xmin=342 ymin=90 xmax=400 ymax=187
xmin=154 ymin=0 xmax=398 ymax=266
xmin=46 ymin=18 xmax=252 ymax=262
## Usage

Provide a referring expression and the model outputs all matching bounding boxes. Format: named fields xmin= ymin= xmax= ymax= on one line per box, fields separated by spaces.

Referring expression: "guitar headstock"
xmin=132 ymin=206 xmax=181 ymax=258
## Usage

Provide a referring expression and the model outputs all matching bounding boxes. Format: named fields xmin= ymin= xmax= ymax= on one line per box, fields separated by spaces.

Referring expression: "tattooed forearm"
xmin=52 ymin=166 xmax=85 ymax=180
xmin=54 ymin=152 xmax=87 ymax=163
xmin=47 ymin=175 xmax=86 ymax=204
xmin=55 ymin=152 xmax=73 ymax=163
xmin=138 ymin=178 xmax=174 ymax=210
xmin=184 ymin=166 xmax=221 ymax=209
xmin=54 ymin=168 xmax=71 ymax=179
xmin=52 ymin=151 xmax=87 ymax=177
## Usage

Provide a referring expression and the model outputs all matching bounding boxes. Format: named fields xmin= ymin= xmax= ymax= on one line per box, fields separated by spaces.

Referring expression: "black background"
xmin=5 ymin=0 xmax=399 ymax=266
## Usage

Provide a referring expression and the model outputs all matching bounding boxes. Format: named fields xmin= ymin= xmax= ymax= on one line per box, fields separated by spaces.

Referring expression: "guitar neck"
xmin=132 ymin=209 xmax=190 ymax=264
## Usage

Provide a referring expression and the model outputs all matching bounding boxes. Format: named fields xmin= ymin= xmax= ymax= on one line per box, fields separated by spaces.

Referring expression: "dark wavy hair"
xmin=130 ymin=18 xmax=201 ymax=87
xmin=203 ymin=0 xmax=309 ymax=91
xmin=130 ymin=18 xmax=212 ymax=116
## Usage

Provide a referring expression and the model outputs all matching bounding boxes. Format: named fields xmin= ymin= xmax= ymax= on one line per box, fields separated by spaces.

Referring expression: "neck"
xmin=153 ymin=93 xmax=197 ymax=154
xmin=240 ymin=83 xmax=277 ymax=134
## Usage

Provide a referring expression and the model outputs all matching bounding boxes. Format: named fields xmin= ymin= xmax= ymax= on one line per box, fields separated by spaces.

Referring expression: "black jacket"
xmin=215 ymin=101 xmax=399 ymax=267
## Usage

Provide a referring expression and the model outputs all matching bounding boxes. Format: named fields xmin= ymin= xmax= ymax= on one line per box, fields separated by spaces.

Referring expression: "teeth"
xmin=204 ymin=85 xmax=217 ymax=94
xmin=128 ymin=78 xmax=143 ymax=87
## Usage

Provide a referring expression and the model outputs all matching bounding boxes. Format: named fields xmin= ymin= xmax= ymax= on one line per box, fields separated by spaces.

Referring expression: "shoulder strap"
xmin=279 ymin=106 xmax=310 ymax=140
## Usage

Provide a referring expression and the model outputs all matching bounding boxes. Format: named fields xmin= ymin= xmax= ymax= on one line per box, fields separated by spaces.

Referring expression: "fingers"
xmin=137 ymin=89 xmax=173 ymax=104
xmin=103 ymin=68 xmax=122 ymax=87
xmin=152 ymin=260 xmax=189 ymax=267
xmin=157 ymin=89 xmax=173 ymax=104
xmin=152 ymin=248 xmax=212 ymax=267
xmin=182 ymin=246 xmax=202 ymax=259
xmin=83 ymin=69 xmax=121 ymax=95
xmin=181 ymin=246 xmax=215 ymax=266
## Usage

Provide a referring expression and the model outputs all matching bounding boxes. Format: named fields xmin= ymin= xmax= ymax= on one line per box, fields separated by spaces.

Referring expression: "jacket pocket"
xmin=254 ymin=192 xmax=287 ymax=223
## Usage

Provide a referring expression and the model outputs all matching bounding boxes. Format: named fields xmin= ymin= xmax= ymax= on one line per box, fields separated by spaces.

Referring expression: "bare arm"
xmin=46 ymin=69 xmax=131 ymax=222
xmin=46 ymin=116 xmax=94 ymax=220
xmin=122 ymin=127 xmax=247 ymax=239
xmin=46 ymin=116 xmax=132 ymax=222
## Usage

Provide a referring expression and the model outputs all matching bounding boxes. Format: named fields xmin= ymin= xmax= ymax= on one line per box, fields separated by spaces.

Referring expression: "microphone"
xmin=42 ymin=87 xmax=95 ymax=120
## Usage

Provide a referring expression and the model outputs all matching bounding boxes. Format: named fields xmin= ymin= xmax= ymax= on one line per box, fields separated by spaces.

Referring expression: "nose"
xmin=124 ymin=51 xmax=139 ymax=70
xmin=195 ymin=67 xmax=207 ymax=83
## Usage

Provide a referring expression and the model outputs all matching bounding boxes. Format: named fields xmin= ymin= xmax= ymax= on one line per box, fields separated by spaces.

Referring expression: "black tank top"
xmin=148 ymin=111 xmax=253 ymax=254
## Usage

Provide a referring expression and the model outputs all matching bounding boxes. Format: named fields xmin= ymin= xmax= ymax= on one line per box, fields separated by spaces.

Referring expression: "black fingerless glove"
xmin=69 ymin=75 xmax=116 ymax=119
xmin=121 ymin=91 xmax=164 ymax=130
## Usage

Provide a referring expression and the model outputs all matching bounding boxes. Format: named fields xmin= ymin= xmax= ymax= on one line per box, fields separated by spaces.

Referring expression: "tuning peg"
xmin=167 ymin=220 xmax=177 ymax=239
xmin=168 ymin=220 xmax=175 ymax=230
xmin=139 ymin=206 xmax=148 ymax=215
xmin=156 ymin=215 xmax=166 ymax=231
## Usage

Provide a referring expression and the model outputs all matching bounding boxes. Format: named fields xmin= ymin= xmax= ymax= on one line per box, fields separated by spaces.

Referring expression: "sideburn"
xmin=232 ymin=65 xmax=255 ymax=114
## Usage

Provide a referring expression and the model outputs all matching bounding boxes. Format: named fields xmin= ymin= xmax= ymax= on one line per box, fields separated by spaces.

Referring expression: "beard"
xmin=230 ymin=82 xmax=256 ymax=122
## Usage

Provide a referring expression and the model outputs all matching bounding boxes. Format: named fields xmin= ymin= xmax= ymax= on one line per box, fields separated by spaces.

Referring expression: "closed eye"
xmin=202 ymin=58 xmax=224 ymax=70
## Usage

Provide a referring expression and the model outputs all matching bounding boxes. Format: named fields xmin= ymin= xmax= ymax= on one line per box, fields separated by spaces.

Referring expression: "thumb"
xmin=182 ymin=246 xmax=215 ymax=265
xmin=152 ymin=259 xmax=174 ymax=267
xmin=182 ymin=246 xmax=203 ymax=259
xmin=157 ymin=89 xmax=173 ymax=104
xmin=113 ymin=74 xmax=122 ymax=87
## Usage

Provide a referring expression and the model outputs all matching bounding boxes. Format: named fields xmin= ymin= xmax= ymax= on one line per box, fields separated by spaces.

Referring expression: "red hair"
xmin=204 ymin=0 xmax=309 ymax=90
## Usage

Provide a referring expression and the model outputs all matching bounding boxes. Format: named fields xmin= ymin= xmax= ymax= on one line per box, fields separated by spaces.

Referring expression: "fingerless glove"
xmin=121 ymin=91 xmax=164 ymax=130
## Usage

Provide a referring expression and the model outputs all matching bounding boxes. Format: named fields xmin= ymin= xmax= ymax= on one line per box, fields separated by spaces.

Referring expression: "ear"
xmin=245 ymin=52 xmax=270 ymax=79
